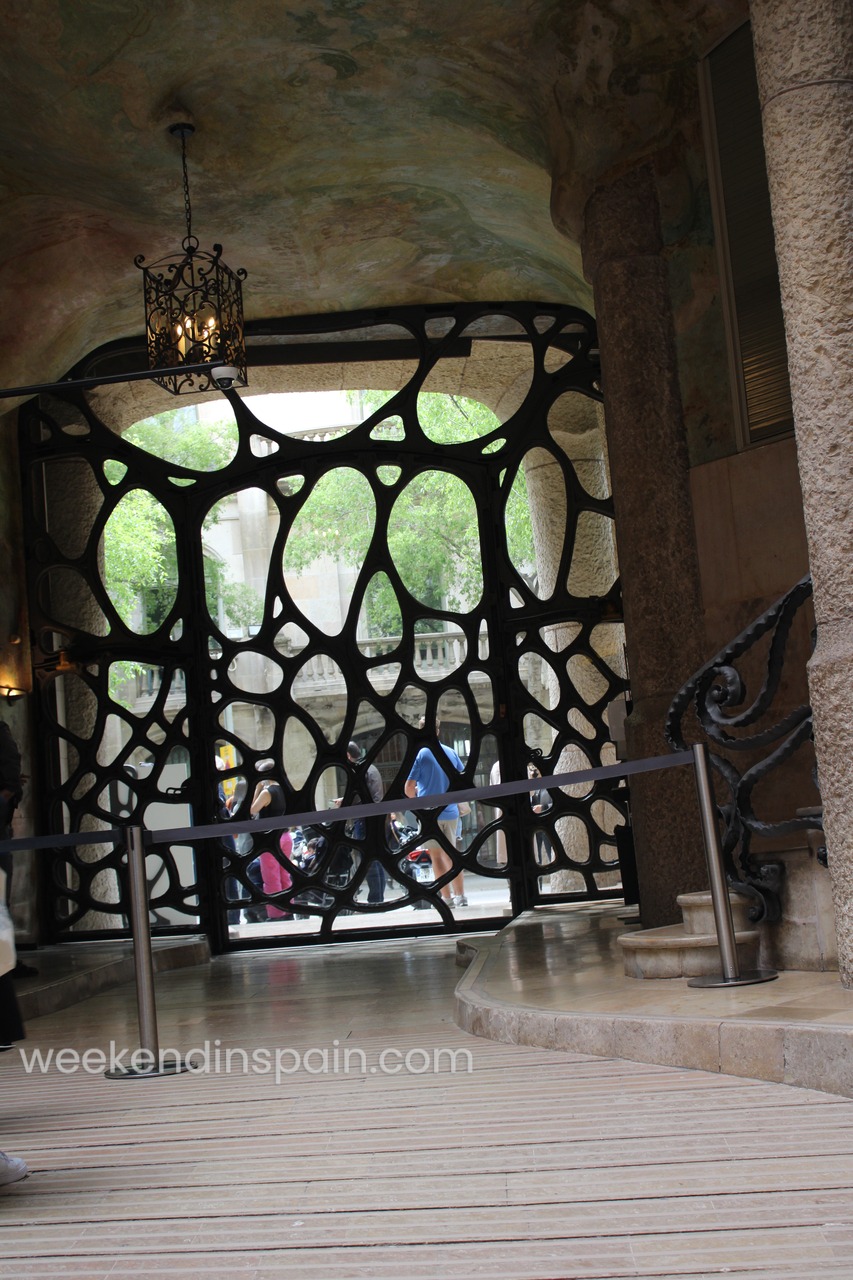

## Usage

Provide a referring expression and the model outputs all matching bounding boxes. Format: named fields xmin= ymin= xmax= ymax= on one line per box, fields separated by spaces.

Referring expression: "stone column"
xmin=523 ymin=397 xmax=625 ymax=890
xmin=581 ymin=164 xmax=708 ymax=926
xmin=748 ymin=0 xmax=853 ymax=983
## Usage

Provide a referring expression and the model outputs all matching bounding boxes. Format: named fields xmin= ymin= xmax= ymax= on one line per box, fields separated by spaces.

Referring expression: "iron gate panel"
xmin=19 ymin=303 xmax=630 ymax=948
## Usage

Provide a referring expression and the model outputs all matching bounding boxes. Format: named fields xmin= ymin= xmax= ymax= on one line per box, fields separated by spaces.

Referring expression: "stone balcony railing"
xmin=285 ymin=630 xmax=479 ymax=694
xmin=131 ymin=629 xmax=544 ymax=709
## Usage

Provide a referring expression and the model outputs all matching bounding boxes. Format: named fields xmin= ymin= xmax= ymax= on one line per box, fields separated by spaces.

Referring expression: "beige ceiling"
xmin=0 ymin=0 xmax=745 ymax=392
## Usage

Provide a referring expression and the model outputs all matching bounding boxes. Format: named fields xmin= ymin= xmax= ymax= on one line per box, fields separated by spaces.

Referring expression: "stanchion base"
xmin=104 ymin=1060 xmax=195 ymax=1080
xmin=687 ymin=969 xmax=778 ymax=988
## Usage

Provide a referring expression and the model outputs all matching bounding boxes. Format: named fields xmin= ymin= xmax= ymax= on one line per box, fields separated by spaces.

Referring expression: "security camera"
xmin=211 ymin=365 xmax=240 ymax=390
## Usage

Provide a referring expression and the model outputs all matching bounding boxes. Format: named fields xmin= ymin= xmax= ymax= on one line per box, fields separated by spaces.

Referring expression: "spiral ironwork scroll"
xmin=665 ymin=575 xmax=820 ymax=922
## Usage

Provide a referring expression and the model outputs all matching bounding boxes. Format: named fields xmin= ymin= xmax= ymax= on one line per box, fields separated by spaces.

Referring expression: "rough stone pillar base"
xmin=625 ymin=695 xmax=709 ymax=927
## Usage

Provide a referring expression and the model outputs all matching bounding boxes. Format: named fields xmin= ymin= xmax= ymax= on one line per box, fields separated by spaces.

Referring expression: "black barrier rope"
xmin=0 ymin=750 xmax=694 ymax=855
xmin=0 ymin=746 xmax=777 ymax=1083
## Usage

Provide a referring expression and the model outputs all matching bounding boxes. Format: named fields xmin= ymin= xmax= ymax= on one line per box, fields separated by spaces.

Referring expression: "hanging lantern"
xmin=136 ymin=123 xmax=248 ymax=395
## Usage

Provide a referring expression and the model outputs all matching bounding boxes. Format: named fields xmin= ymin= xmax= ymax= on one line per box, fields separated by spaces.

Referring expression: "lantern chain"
xmin=168 ymin=122 xmax=196 ymax=249
xmin=179 ymin=129 xmax=193 ymax=246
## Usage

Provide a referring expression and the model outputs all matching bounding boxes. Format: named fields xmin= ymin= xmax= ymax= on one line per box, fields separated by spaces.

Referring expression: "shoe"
xmin=452 ymin=894 xmax=468 ymax=907
xmin=11 ymin=961 xmax=38 ymax=979
xmin=0 ymin=1152 xmax=28 ymax=1187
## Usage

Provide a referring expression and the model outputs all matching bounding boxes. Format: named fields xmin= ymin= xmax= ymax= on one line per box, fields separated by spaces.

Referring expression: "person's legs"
xmin=258 ymin=851 xmax=291 ymax=919
xmin=429 ymin=818 xmax=462 ymax=903
xmin=239 ymin=858 xmax=267 ymax=923
xmin=426 ymin=840 xmax=453 ymax=901
xmin=534 ymin=833 xmax=552 ymax=866
xmin=365 ymin=859 xmax=386 ymax=903
xmin=223 ymin=872 xmax=244 ymax=925
xmin=436 ymin=817 xmax=466 ymax=906
xmin=223 ymin=854 xmax=248 ymax=924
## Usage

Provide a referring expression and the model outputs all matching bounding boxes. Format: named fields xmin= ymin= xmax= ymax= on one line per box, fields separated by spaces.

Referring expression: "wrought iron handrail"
xmin=665 ymin=574 xmax=821 ymax=923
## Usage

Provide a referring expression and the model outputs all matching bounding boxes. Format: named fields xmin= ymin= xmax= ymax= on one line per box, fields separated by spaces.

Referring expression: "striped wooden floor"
xmin=2 ymin=936 xmax=853 ymax=1278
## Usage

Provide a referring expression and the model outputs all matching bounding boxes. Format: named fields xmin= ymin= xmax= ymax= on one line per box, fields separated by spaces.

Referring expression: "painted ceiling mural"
xmin=0 ymin=0 xmax=747 ymax=391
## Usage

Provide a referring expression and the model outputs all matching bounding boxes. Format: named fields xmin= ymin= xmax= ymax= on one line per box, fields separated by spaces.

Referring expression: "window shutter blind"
xmin=704 ymin=23 xmax=794 ymax=444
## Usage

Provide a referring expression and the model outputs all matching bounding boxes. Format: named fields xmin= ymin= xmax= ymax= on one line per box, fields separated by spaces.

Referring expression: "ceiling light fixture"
xmin=136 ymin=123 xmax=248 ymax=396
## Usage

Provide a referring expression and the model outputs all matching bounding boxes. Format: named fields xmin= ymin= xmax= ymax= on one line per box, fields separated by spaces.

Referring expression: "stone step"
xmin=618 ymin=923 xmax=761 ymax=979
xmin=677 ymin=890 xmax=754 ymax=936
xmin=12 ymin=936 xmax=210 ymax=1021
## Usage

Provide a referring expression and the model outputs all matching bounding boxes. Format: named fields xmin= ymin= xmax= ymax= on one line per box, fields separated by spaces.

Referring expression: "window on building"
xmin=700 ymin=22 xmax=794 ymax=446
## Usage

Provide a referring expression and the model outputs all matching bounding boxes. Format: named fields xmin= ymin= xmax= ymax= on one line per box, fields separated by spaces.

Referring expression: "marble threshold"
xmin=454 ymin=902 xmax=853 ymax=1100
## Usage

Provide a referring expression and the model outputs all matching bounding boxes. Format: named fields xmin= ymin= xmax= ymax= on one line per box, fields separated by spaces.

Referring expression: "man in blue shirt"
xmin=405 ymin=718 xmax=467 ymax=908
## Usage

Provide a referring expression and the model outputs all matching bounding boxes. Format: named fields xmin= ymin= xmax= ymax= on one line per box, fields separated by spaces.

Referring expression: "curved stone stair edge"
xmin=452 ymin=934 xmax=853 ymax=1101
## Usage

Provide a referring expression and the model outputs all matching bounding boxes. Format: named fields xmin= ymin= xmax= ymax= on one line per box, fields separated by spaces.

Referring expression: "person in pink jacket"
xmin=250 ymin=764 xmax=292 ymax=920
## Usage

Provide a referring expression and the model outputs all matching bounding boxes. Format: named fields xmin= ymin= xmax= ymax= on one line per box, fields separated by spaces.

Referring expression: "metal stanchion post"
xmin=105 ymin=825 xmax=192 ymax=1078
xmin=687 ymin=743 xmax=777 ymax=989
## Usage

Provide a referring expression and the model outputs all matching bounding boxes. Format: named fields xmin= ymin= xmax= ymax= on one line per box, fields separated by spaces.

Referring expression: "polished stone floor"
xmin=457 ymin=904 xmax=853 ymax=1098
xmin=3 ymin=911 xmax=853 ymax=1277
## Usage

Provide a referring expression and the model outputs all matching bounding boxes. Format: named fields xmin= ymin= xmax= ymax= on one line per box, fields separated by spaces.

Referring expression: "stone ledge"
xmin=676 ymin=890 xmax=754 ymax=935
xmin=618 ymin=922 xmax=761 ymax=977
xmin=618 ymin=923 xmax=759 ymax=950
xmin=453 ymin=914 xmax=853 ymax=1100
xmin=13 ymin=935 xmax=211 ymax=1021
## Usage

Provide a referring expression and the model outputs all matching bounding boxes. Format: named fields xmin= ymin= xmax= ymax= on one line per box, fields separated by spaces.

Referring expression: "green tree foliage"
xmin=103 ymin=406 xmax=262 ymax=636
xmin=121 ymin=405 xmax=239 ymax=472
xmin=102 ymin=487 xmax=170 ymax=630
xmin=282 ymin=392 xmax=536 ymax=634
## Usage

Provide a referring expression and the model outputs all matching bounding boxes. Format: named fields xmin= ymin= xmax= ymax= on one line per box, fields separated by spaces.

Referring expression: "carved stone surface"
xmin=749 ymin=0 xmax=853 ymax=982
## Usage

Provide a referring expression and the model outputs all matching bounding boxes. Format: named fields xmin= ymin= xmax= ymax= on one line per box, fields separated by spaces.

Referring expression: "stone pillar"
xmin=523 ymin=396 xmax=625 ymax=889
xmin=581 ymin=164 xmax=708 ymax=926
xmin=748 ymin=0 xmax=853 ymax=983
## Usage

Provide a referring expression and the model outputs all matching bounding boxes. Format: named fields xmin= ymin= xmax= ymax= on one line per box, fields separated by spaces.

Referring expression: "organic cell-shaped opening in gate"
xmin=282 ymin=467 xmax=376 ymax=636
xmin=388 ymin=470 xmax=484 ymax=617
xmin=203 ymin=487 xmax=276 ymax=640
xmin=100 ymin=490 xmax=178 ymax=635
xmin=119 ymin=400 xmax=240 ymax=471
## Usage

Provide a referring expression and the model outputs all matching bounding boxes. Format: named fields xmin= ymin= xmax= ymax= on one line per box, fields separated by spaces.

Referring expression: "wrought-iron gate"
xmin=20 ymin=303 xmax=630 ymax=950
